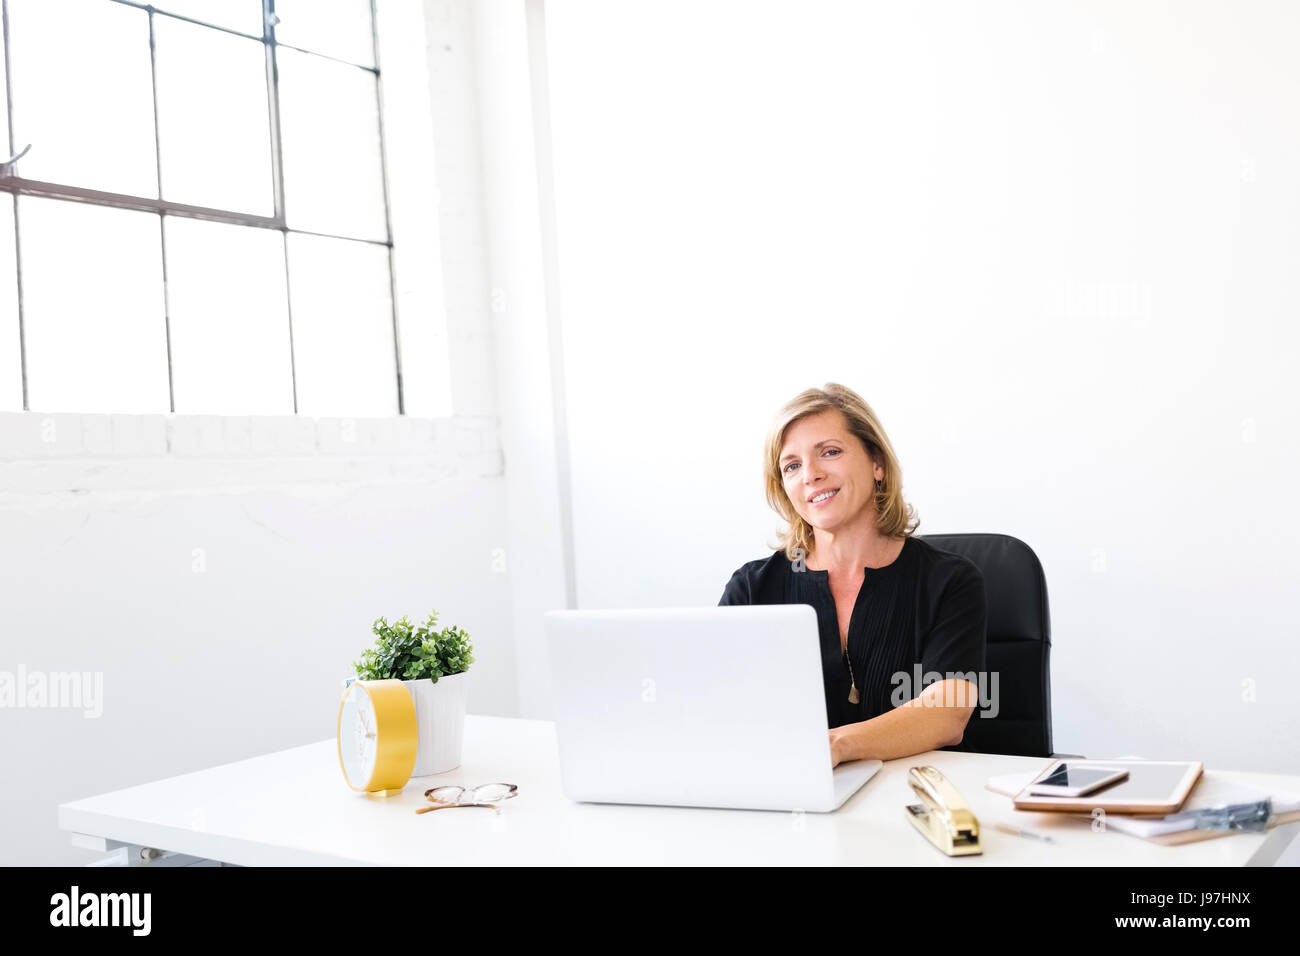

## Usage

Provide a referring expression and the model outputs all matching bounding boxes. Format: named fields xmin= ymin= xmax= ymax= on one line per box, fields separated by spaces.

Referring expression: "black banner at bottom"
xmin=1 ymin=864 xmax=1292 ymax=941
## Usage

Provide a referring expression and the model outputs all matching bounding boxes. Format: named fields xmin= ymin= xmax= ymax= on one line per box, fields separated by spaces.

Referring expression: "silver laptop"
xmin=542 ymin=605 xmax=882 ymax=812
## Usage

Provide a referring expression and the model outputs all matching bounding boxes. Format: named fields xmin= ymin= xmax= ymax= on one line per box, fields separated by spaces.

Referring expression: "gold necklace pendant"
xmin=844 ymin=648 xmax=860 ymax=704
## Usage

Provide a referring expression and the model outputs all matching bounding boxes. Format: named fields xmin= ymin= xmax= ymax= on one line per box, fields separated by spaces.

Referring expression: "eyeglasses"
xmin=415 ymin=782 xmax=518 ymax=815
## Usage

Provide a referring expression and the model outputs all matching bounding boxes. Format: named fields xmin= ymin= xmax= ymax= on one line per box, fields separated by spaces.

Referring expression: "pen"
xmin=994 ymin=822 xmax=1055 ymax=843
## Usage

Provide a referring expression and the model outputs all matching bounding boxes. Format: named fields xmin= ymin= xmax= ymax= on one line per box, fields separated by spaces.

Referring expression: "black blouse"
xmin=717 ymin=536 xmax=987 ymax=729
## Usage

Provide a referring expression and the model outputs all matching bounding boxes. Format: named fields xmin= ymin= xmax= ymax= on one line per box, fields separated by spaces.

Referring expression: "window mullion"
xmin=265 ymin=0 xmax=296 ymax=413
xmin=147 ymin=7 xmax=176 ymax=413
xmin=0 ymin=177 xmax=282 ymax=229
xmin=2 ymin=0 xmax=28 ymax=411
xmin=370 ymin=0 xmax=402 ymax=415
xmin=265 ymin=0 xmax=286 ymax=226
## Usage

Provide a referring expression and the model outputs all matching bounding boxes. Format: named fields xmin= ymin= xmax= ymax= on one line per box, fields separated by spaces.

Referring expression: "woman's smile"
xmin=809 ymin=488 xmax=841 ymax=507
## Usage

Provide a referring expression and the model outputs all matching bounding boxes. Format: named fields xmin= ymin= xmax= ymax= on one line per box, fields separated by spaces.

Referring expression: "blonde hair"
xmin=763 ymin=383 xmax=919 ymax=561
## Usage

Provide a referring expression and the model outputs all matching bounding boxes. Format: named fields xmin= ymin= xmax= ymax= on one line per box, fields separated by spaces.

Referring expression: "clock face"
xmin=339 ymin=682 xmax=379 ymax=790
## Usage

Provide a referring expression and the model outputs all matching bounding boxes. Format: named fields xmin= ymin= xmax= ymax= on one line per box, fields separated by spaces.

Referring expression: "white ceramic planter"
xmin=403 ymin=672 xmax=469 ymax=776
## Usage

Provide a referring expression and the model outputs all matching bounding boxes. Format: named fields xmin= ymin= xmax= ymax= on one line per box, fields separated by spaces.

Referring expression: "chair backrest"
xmin=918 ymin=533 xmax=1053 ymax=757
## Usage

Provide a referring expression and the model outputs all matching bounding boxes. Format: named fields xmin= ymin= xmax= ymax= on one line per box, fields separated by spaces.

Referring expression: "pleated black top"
xmin=717 ymin=535 xmax=987 ymax=729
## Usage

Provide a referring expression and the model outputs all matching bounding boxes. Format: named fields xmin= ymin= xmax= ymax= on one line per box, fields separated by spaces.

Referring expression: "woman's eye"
xmin=785 ymin=448 xmax=839 ymax=474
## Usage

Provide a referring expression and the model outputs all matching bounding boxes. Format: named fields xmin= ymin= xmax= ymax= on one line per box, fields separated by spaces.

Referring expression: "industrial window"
xmin=0 ymin=0 xmax=425 ymax=416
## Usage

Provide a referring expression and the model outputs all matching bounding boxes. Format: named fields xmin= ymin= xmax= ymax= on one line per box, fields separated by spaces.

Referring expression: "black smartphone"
xmin=1027 ymin=764 xmax=1129 ymax=797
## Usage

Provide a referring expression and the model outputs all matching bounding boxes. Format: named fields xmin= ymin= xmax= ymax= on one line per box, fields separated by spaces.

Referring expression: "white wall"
xmin=471 ymin=0 xmax=579 ymax=719
xmin=539 ymin=0 xmax=1300 ymax=770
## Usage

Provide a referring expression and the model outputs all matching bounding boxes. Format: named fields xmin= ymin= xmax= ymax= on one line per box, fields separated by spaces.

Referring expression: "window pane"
xmin=7 ymin=0 xmax=157 ymax=198
xmin=154 ymin=1 xmax=264 ymax=37
xmin=155 ymin=16 xmax=274 ymax=215
xmin=287 ymin=233 xmax=395 ymax=416
xmin=274 ymin=0 xmax=374 ymax=67
xmin=278 ymin=48 xmax=387 ymax=241
xmin=165 ymin=218 xmax=294 ymax=414
xmin=19 ymin=199 xmax=168 ymax=413
xmin=376 ymin=0 xmax=451 ymax=417
xmin=0 ymin=198 xmax=20 ymax=411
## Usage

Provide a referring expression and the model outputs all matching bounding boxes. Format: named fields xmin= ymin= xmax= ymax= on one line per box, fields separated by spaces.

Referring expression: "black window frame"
xmin=0 ymin=0 xmax=404 ymax=415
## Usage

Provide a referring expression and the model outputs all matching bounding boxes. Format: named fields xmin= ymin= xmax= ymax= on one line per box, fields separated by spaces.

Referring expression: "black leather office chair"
xmin=918 ymin=533 xmax=1071 ymax=759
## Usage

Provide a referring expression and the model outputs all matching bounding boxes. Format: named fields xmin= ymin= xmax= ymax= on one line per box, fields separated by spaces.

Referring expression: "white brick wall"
xmin=0 ymin=412 xmax=502 ymax=501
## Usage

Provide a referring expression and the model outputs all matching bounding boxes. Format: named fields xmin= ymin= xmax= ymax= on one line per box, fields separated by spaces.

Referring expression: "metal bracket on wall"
xmin=0 ymin=143 xmax=31 ymax=179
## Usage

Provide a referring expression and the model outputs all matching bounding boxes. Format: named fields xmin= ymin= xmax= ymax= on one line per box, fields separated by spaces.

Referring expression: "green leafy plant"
xmin=353 ymin=610 xmax=475 ymax=683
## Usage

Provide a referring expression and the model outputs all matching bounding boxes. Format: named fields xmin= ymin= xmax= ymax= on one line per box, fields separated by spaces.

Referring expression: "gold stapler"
xmin=905 ymin=765 xmax=982 ymax=856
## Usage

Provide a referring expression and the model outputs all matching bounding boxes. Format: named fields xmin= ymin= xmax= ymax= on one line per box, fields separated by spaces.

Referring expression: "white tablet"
xmin=1012 ymin=759 xmax=1203 ymax=815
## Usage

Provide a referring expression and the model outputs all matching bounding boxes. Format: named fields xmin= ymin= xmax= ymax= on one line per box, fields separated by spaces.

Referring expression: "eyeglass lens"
xmin=426 ymin=783 xmax=517 ymax=804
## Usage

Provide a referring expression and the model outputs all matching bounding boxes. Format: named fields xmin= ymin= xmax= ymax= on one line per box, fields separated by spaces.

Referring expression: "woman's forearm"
xmin=830 ymin=679 xmax=977 ymax=764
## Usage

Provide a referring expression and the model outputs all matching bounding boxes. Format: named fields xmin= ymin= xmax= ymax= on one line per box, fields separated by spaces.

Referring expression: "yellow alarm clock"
xmin=337 ymin=679 xmax=418 ymax=796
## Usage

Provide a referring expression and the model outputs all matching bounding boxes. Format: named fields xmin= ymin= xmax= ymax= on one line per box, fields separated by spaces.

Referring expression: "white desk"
xmin=58 ymin=714 xmax=1299 ymax=866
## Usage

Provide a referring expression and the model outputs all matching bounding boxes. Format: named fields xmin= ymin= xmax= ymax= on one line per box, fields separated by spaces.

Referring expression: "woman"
xmin=718 ymin=383 xmax=986 ymax=766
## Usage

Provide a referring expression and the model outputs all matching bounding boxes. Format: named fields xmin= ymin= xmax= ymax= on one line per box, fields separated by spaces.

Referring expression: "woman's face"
xmin=779 ymin=409 xmax=884 ymax=532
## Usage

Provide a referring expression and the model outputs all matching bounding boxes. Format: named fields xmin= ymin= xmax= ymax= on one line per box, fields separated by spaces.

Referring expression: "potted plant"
xmin=352 ymin=611 xmax=474 ymax=776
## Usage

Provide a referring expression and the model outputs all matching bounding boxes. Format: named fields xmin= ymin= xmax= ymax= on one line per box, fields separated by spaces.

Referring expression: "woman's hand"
xmin=828 ymin=726 xmax=852 ymax=768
